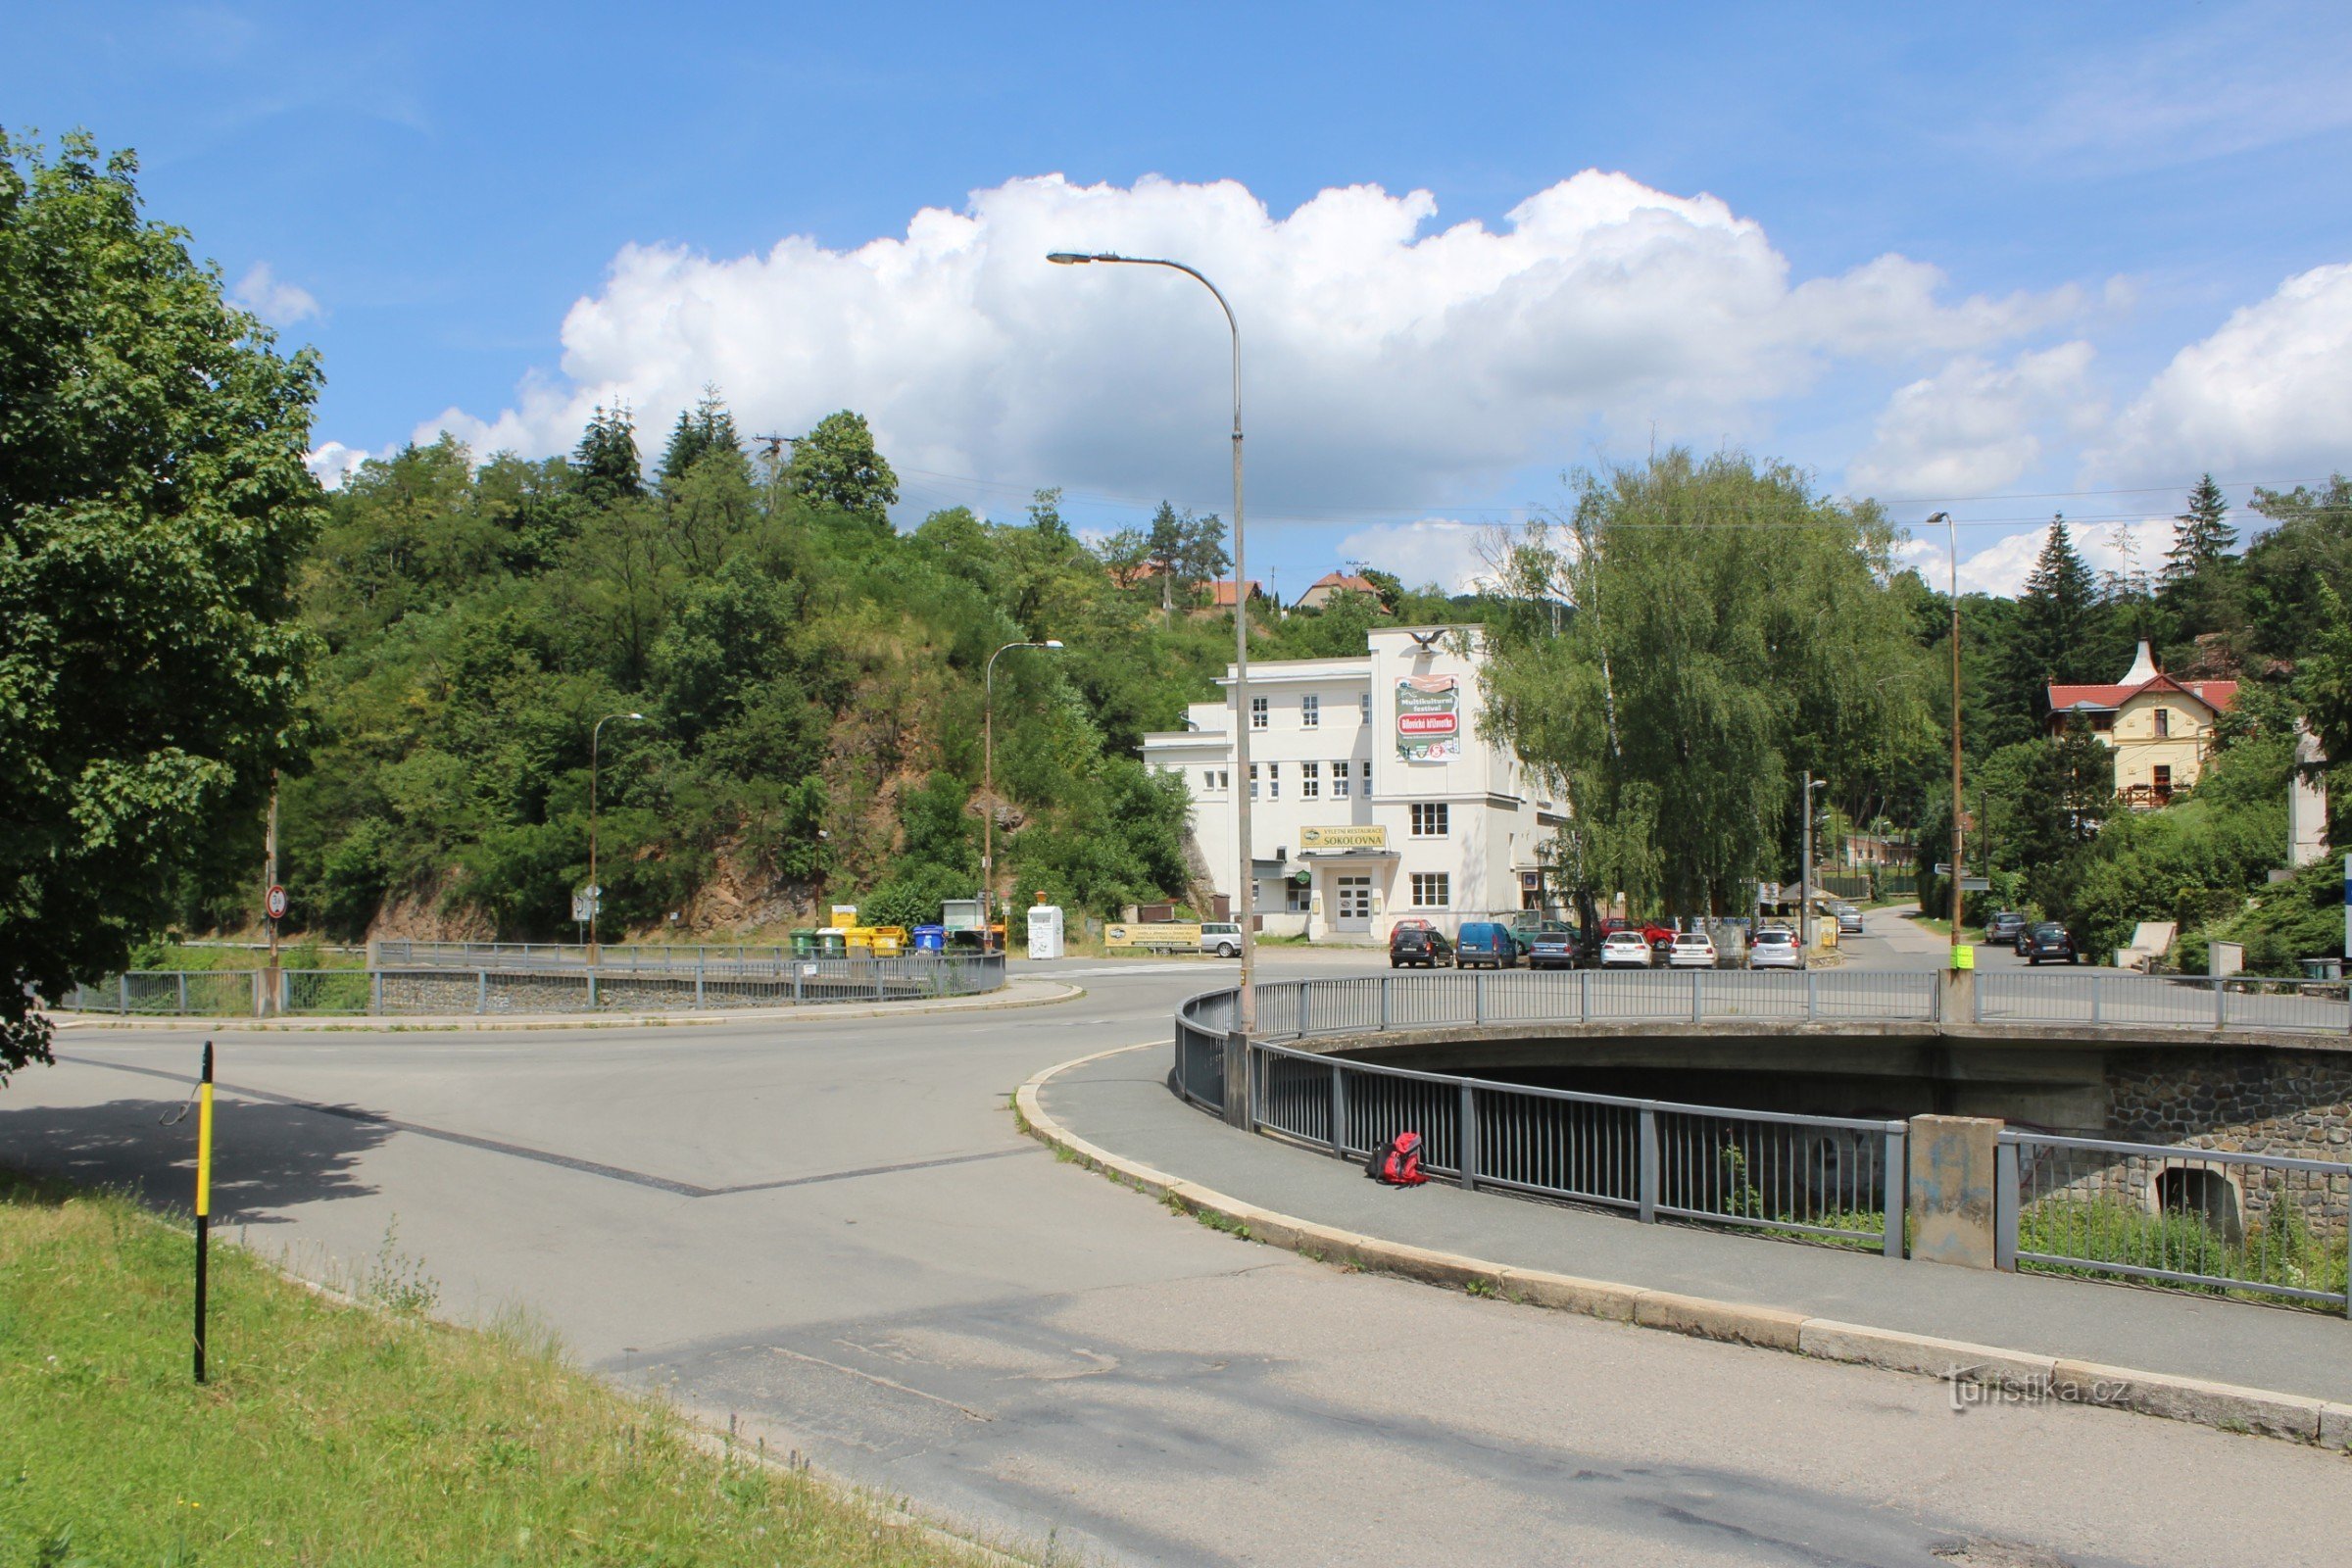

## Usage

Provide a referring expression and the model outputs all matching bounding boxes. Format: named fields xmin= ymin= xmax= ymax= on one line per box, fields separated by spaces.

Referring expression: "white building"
xmin=1141 ymin=625 xmax=1566 ymax=942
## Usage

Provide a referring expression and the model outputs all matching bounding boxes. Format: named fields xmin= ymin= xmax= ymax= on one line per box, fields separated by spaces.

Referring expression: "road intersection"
xmin=8 ymin=918 xmax=2347 ymax=1565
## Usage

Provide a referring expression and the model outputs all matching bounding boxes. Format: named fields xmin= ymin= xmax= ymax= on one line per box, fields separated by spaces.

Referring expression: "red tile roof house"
xmin=2046 ymin=640 xmax=2237 ymax=808
xmin=1293 ymin=571 xmax=1381 ymax=611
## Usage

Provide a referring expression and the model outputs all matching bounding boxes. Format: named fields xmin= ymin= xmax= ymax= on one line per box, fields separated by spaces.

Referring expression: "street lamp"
xmin=1925 ymin=511 xmax=1963 ymax=965
xmin=588 ymin=711 xmax=646 ymax=964
xmin=1049 ymin=250 xmax=1258 ymax=1031
xmin=984 ymin=640 xmax=1064 ymax=952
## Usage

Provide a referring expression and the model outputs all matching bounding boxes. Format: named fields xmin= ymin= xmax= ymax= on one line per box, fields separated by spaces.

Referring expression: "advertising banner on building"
xmin=1299 ymin=824 xmax=1390 ymax=850
xmin=1396 ymin=674 xmax=1461 ymax=761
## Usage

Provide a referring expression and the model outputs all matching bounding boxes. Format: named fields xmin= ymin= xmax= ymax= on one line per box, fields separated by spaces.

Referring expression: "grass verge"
xmin=0 ymin=1171 xmax=1000 ymax=1566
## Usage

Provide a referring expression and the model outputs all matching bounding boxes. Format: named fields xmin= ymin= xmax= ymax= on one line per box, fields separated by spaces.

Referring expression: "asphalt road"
xmin=10 ymin=924 xmax=2349 ymax=1566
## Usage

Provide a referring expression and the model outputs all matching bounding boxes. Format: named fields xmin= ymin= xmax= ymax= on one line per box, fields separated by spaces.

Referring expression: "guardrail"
xmin=1997 ymin=1131 xmax=2350 ymax=1313
xmin=62 ymin=955 xmax=1005 ymax=1018
xmin=1249 ymin=1038 xmax=1905 ymax=1254
xmin=1977 ymin=971 xmax=2349 ymax=1034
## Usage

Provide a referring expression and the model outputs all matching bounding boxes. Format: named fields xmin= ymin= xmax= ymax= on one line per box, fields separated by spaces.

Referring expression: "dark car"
xmin=1389 ymin=924 xmax=1453 ymax=968
xmin=2024 ymin=922 xmax=2080 ymax=965
xmin=1527 ymin=927 xmax=1581 ymax=970
xmin=1984 ymin=910 xmax=2029 ymax=946
xmin=1454 ymin=921 xmax=1520 ymax=970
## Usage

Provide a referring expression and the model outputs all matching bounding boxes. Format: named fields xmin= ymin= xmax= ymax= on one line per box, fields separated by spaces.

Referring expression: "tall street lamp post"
xmin=984 ymin=640 xmax=1064 ymax=952
xmin=588 ymin=711 xmax=646 ymax=964
xmin=1048 ymin=250 xmax=1257 ymax=1031
xmin=1925 ymin=512 xmax=1964 ymax=965
xmin=1800 ymin=771 xmax=1826 ymax=952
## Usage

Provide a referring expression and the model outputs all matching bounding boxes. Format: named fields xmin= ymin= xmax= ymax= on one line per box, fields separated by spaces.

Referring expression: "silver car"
xmin=1834 ymin=903 xmax=1864 ymax=936
xmin=1747 ymin=926 xmax=1803 ymax=969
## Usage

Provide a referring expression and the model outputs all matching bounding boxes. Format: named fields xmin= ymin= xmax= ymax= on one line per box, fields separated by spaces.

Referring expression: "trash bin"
xmin=912 ymin=925 xmax=945 ymax=953
xmin=814 ymin=927 xmax=848 ymax=958
xmin=789 ymin=929 xmax=818 ymax=958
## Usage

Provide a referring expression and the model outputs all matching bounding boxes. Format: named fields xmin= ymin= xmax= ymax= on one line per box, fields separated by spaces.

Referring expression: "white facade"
xmin=1141 ymin=626 xmax=1565 ymax=943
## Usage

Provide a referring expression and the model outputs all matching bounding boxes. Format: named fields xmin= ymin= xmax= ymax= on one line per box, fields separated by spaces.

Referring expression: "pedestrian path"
xmin=1039 ymin=1042 xmax=2352 ymax=1407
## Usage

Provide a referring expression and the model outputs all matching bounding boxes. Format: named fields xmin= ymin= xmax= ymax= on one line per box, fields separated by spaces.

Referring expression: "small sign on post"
xmin=264 ymin=884 xmax=288 ymax=922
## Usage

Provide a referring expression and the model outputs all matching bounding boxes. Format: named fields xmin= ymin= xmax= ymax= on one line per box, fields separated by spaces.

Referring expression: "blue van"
xmin=1454 ymin=921 xmax=1518 ymax=970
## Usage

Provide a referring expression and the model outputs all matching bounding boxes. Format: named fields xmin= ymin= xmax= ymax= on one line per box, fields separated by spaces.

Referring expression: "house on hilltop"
xmin=1293 ymin=570 xmax=1381 ymax=612
xmin=2046 ymin=640 xmax=2237 ymax=808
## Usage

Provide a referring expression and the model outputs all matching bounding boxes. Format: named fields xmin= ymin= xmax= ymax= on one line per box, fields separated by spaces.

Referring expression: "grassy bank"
xmin=0 ymin=1174 xmax=996 ymax=1566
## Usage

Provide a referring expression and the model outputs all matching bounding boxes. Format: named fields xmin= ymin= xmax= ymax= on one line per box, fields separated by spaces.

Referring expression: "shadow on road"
xmin=0 ymin=1095 xmax=392 ymax=1221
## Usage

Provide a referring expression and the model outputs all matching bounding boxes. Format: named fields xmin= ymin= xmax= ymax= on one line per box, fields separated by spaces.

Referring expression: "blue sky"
xmin=11 ymin=1 xmax=2351 ymax=599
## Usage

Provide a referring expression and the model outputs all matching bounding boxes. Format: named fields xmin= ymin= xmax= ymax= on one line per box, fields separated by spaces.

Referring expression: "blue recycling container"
xmin=912 ymin=925 xmax=946 ymax=953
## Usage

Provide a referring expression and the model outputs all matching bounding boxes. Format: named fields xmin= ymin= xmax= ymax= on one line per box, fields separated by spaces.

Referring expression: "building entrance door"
xmin=1334 ymin=873 xmax=1373 ymax=933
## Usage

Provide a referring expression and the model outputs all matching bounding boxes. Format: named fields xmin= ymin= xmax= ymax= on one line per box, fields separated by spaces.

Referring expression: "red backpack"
xmin=1365 ymin=1130 xmax=1428 ymax=1187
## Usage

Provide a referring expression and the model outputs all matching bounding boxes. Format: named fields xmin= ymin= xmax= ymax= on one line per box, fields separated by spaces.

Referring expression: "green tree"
xmin=2004 ymin=517 xmax=2098 ymax=712
xmin=658 ymin=385 xmax=748 ymax=490
xmin=1480 ymin=450 xmax=1930 ymax=914
xmin=784 ymin=410 xmax=898 ymax=523
xmin=572 ymin=404 xmax=643 ymax=505
xmin=2241 ymin=475 xmax=2352 ymax=660
xmin=1 ymin=132 xmax=323 ymax=1076
xmin=2163 ymin=473 xmax=2235 ymax=586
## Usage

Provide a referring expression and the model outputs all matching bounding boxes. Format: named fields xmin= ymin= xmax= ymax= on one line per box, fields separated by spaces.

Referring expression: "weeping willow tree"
xmin=1481 ymin=450 xmax=1933 ymax=915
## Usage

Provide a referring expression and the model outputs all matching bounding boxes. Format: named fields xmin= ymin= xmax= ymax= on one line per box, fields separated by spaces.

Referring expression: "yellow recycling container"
xmin=1953 ymin=943 xmax=1976 ymax=971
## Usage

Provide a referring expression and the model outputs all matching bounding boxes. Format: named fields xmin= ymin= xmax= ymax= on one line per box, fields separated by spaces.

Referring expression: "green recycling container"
xmin=789 ymin=929 xmax=818 ymax=957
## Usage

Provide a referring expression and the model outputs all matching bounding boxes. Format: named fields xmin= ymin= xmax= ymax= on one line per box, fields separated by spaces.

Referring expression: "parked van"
xmin=1454 ymin=921 xmax=1519 ymax=970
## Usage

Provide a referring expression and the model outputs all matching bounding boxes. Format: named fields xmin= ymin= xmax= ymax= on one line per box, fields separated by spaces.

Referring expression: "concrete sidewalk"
xmin=46 ymin=976 xmax=1081 ymax=1032
xmin=1037 ymin=1043 xmax=2352 ymax=1410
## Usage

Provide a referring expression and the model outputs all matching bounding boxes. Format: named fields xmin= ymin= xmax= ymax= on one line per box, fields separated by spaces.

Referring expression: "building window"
xmin=1332 ymin=760 xmax=1351 ymax=799
xmin=1360 ymin=692 xmax=1372 ymax=723
xmin=1411 ymin=803 xmax=1449 ymax=837
xmin=1301 ymin=694 xmax=1320 ymax=729
xmin=1287 ymin=881 xmax=1311 ymax=912
xmin=1301 ymin=761 xmax=1320 ymax=799
xmin=2153 ymin=707 xmax=2171 ymax=738
xmin=1410 ymin=872 xmax=1450 ymax=908
xmin=1249 ymin=763 xmax=1258 ymax=800
xmin=1202 ymin=768 xmax=1228 ymax=793
xmin=1251 ymin=696 xmax=1269 ymax=729
xmin=1267 ymin=762 xmax=1280 ymax=800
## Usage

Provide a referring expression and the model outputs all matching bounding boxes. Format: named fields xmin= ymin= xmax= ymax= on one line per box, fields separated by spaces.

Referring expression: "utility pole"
xmin=263 ymin=775 xmax=279 ymax=1015
xmin=1799 ymin=770 xmax=1819 ymax=953
xmin=1926 ymin=512 xmax=1965 ymax=963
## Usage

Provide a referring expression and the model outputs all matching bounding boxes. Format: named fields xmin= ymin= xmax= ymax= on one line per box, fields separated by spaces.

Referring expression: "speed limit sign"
xmin=265 ymin=884 xmax=289 ymax=922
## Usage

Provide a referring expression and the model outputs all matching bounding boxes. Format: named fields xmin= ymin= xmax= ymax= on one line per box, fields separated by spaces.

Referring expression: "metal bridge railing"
xmin=1248 ymin=1037 xmax=1906 ymax=1255
xmin=1997 ymin=1130 xmax=2351 ymax=1314
xmin=1976 ymin=971 xmax=2350 ymax=1034
xmin=59 ymin=955 xmax=1005 ymax=1018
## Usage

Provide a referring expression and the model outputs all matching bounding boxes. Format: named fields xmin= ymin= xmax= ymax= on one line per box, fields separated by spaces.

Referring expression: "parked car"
xmin=1747 ymin=925 xmax=1803 ymax=970
xmin=2024 ymin=922 xmax=2080 ymax=965
xmin=1526 ymin=927 xmax=1581 ymax=970
xmin=1389 ymin=924 xmax=1454 ymax=968
xmin=1455 ymin=921 xmax=1520 ymax=970
xmin=1984 ymin=910 xmax=2029 ymax=946
xmin=1598 ymin=931 xmax=1653 ymax=968
xmin=1834 ymin=903 xmax=1864 ymax=936
xmin=1666 ymin=931 xmax=1717 ymax=968
xmin=1199 ymin=920 xmax=1244 ymax=957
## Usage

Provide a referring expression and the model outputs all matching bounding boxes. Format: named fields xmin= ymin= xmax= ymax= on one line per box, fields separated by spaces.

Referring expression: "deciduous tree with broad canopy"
xmin=0 ymin=131 xmax=323 ymax=1079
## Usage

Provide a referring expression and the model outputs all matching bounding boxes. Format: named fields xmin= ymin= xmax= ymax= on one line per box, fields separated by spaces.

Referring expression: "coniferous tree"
xmin=2006 ymin=516 xmax=2097 ymax=716
xmin=573 ymin=404 xmax=643 ymax=505
xmin=2163 ymin=474 xmax=2236 ymax=588
xmin=659 ymin=385 xmax=748 ymax=490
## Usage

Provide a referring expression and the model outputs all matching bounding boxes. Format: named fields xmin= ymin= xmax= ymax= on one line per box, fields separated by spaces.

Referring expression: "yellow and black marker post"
xmin=194 ymin=1039 xmax=214 ymax=1384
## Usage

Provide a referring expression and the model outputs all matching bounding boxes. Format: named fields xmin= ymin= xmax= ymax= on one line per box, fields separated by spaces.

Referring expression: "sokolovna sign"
xmin=1396 ymin=673 xmax=1460 ymax=762
xmin=1299 ymin=824 xmax=1390 ymax=850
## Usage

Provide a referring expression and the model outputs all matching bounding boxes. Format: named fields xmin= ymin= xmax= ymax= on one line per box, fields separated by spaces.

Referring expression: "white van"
xmin=1200 ymin=921 xmax=1244 ymax=957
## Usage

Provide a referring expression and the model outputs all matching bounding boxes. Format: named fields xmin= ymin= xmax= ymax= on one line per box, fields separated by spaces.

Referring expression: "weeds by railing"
xmin=1997 ymin=1132 xmax=2351 ymax=1314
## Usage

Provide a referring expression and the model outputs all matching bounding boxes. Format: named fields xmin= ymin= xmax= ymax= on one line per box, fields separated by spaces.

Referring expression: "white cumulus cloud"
xmin=2093 ymin=263 xmax=2352 ymax=484
xmin=1848 ymin=343 xmax=2099 ymax=497
xmin=1333 ymin=517 xmax=1504 ymax=596
xmin=232 ymin=262 xmax=320 ymax=325
xmin=305 ymin=440 xmax=373 ymax=488
xmin=416 ymin=171 xmax=2075 ymax=516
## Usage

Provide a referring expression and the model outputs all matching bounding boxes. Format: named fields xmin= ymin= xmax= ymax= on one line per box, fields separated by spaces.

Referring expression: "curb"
xmin=1016 ymin=1044 xmax=2352 ymax=1454
xmin=45 ymin=981 xmax=1085 ymax=1034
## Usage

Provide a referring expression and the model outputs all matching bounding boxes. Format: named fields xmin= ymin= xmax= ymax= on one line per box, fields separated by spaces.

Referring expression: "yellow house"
xmin=2046 ymin=641 xmax=2237 ymax=808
